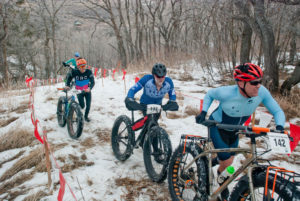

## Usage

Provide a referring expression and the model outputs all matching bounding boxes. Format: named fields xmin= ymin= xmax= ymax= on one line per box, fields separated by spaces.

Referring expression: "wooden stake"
xmin=251 ymin=111 xmax=256 ymax=126
xmin=44 ymin=134 xmax=52 ymax=190
xmin=123 ymin=78 xmax=126 ymax=95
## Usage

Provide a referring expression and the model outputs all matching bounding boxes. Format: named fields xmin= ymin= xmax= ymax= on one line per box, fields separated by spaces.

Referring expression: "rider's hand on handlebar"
xmin=162 ymin=100 xmax=179 ymax=111
xmin=64 ymin=86 xmax=70 ymax=91
xmin=125 ymin=97 xmax=144 ymax=111
xmin=195 ymin=111 xmax=207 ymax=124
xmin=62 ymin=61 xmax=67 ymax=67
xmin=276 ymin=125 xmax=284 ymax=131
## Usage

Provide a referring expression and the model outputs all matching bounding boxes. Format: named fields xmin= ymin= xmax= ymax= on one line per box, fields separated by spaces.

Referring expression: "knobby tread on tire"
xmin=111 ymin=115 xmax=134 ymax=161
xmin=67 ymin=102 xmax=84 ymax=139
xmin=230 ymin=170 xmax=300 ymax=201
xmin=143 ymin=126 xmax=172 ymax=183
xmin=57 ymin=96 xmax=67 ymax=127
xmin=168 ymin=143 xmax=208 ymax=201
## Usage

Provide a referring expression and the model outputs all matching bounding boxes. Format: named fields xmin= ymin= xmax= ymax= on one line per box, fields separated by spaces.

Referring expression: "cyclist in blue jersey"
xmin=125 ymin=63 xmax=179 ymax=145
xmin=195 ymin=63 xmax=285 ymax=201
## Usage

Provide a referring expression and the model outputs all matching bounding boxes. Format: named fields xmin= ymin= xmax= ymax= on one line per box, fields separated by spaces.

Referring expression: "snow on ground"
xmin=0 ymin=67 xmax=299 ymax=201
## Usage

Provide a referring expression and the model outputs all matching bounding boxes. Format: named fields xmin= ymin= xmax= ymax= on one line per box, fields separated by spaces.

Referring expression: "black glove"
xmin=62 ymin=62 xmax=67 ymax=67
xmin=276 ymin=125 xmax=284 ymax=131
xmin=162 ymin=100 xmax=179 ymax=111
xmin=125 ymin=97 xmax=144 ymax=111
xmin=195 ymin=111 xmax=207 ymax=124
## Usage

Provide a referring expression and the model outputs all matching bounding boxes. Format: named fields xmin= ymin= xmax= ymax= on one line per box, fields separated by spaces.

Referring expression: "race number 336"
xmin=268 ymin=132 xmax=291 ymax=154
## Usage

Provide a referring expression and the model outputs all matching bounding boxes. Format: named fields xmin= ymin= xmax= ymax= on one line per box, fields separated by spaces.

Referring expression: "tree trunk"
xmin=240 ymin=22 xmax=252 ymax=63
xmin=288 ymin=32 xmax=296 ymax=64
xmin=280 ymin=61 xmax=300 ymax=95
xmin=254 ymin=0 xmax=279 ymax=92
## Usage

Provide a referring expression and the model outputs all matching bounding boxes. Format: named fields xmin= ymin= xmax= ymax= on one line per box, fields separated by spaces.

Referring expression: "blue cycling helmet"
xmin=74 ymin=52 xmax=80 ymax=57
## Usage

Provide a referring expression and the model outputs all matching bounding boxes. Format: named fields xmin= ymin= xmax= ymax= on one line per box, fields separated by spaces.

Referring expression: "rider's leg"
xmin=77 ymin=93 xmax=85 ymax=109
xmin=84 ymin=92 xmax=91 ymax=118
xmin=218 ymin=156 xmax=234 ymax=173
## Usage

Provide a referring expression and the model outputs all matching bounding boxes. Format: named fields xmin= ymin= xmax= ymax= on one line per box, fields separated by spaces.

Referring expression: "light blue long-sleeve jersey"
xmin=203 ymin=85 xmax=285 ymax=127
xmin=127 ymin=74 xmax=176 ymax=104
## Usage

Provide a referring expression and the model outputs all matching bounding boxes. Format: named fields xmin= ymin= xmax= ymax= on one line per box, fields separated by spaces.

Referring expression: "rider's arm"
xmin=166 ymin=77 xmax=176 ymax=101
xmin=260 ymin=86 xmax=285 ymax=127
xmin=65 ymin=58 xmax=76 ymax=67
xmin=127 ymin=75 xmax=150 ymax=98
xmin=66 ymin=69 xmax=75 ymax=87
xmin=202 ymin=87 xmax=222 ymax=112
xmin=88 ymin=70 xmax=95 ymax=90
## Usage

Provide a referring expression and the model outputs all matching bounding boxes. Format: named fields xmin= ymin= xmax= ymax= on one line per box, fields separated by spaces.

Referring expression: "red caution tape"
xmin=122 ymin=69 xmax=127 ymax=80
xmin=290 ymin=123 xmax=300 ymax=153
xmin=200 ymin=99 xmax=203 ymax=112
xmin=112 ymin=69 xmax=116 ymax=80
xmin=103 ymin=69 xmax=107 ymax=78
xmin=94 ymin=68 xmax=98 ymax=77
xmin=34 ymin=119 xmax=44 ymax=144
xmin=57 ymin=171 xmax=66 ymax=201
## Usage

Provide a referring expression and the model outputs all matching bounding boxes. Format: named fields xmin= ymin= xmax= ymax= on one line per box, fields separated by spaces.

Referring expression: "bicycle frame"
xmin=179 ymin=122 xmax=289 ymax=201
xmin=130 ymin=110 xmax=160 ymax=148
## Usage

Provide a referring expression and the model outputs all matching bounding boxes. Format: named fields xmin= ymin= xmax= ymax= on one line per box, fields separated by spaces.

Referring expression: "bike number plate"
xmin=147 ymin=104 xmax=161 ymax=114
xmin=268 ymin=132 xmax=291 ymax=154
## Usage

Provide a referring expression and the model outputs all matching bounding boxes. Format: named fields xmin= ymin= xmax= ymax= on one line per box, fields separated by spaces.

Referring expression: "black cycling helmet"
xmin=152 ymin=63 xmax=167 ymax=77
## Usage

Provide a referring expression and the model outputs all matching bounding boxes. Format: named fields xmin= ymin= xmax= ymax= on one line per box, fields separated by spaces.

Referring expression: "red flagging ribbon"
xmin=34 ymin=119 xmax=44 ymax=144
xmin=122 ymin=69 xmax=127 ymax=80
xmin=57 ymin=171 xmax=66 ymax=201
xmin=290 ymin=123 xmax=300 ymax=153
xmin=112 ymin=69 xmax=116 ymax=80
xmin=94 ymin=68 xmax=98 ymax=77
xmin=135 ymin=76 xmax=140 ymax=83
xmin=199 ymin=99 xmax=203 ymax=112
xmin=103 ymin=69 xmax=107 ymax=78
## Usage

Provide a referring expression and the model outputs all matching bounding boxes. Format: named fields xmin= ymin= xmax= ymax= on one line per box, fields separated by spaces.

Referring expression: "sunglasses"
xmin=155 ymin=75 xmax=165 ymax=79
xmin=249 ymin=80 xmax=262 ymax=86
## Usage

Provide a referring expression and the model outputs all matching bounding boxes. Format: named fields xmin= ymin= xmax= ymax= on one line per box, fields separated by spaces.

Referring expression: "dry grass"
xmin=80 ymin=137 xmax=95 ymax=148
xmin=0 ymin=150 xmax=25 ymax=168
xmin=0 ymin=128 xmax=37 ymax=152
xmin=184 ymin=105 xmax=200 ymax=116
xmin=178 ymin=72 xmax=194 ymax=81
xmin=0 ymin=173 xmax=33 ymax=195
xmin=0 ymin=147 xmax=44 ymax=182
xmin=11 ymin=104 xmax=28 ymax=114
xmin=94 ymin=128 xmax=111 ymax=145
xmin=0 ymin=116 xmax=19 ymax=127
xmin=115 ymin=177 xmax=171 ymax=201
xmin=166 ymin=112 xmax=184 ymax=119
xmin=60 ymin=154 xmax=94 ymax=173
xmin=23 ymin=191 xmax=49 ymax=201
xmin=274 ymin=89 xmax=300 ymax=122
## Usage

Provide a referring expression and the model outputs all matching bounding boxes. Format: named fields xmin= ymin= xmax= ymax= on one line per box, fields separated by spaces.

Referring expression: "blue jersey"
xmin=203 ymin=85 xmax=285 ymax=127
xmin=127 ymin=74 xmax=176 ymax=104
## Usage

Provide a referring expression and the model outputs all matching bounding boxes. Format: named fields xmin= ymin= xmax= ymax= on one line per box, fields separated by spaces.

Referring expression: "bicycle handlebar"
xmin=201 ymin=120 xmax=288 ymax=135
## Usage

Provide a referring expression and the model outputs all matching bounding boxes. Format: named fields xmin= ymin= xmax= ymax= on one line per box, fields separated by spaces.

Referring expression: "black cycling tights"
xmin=77 ymin=92 xmax=91 ymax=118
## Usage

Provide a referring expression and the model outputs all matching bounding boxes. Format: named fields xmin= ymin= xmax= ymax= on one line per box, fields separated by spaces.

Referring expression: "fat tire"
xmin=230 ymin=170 xmax=300 ymax=201
xmin=111 ymin=115 xmax=134 ymax=161
xmin=143 ymin=126 xmax=172 ymax=183
xmin=67 ymin=102 xmax=84 ymax=139
xmin=168 ymin=143 xmax=208 ymax=201
xmin=57 ymin=96 xmax=67 ymax=127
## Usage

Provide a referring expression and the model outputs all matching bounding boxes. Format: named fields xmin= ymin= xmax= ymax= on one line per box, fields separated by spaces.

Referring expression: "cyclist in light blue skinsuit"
xmin=196 ymin=63 xmax=285 ymax=201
